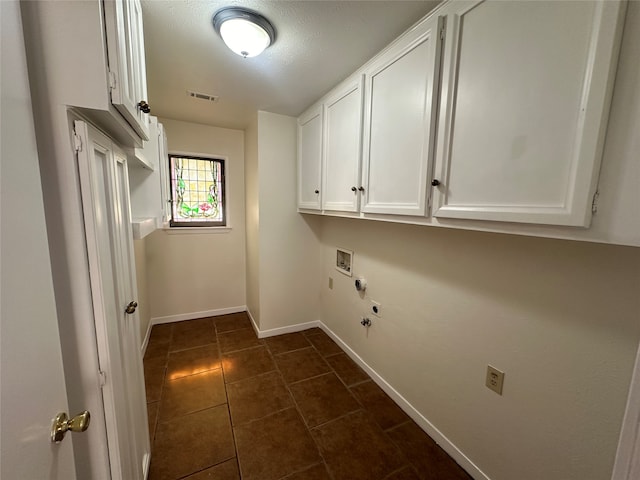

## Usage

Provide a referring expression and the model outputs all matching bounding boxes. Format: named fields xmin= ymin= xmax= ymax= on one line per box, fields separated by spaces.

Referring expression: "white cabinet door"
xmin=322 ymin=76 xmax=364 ymax=212
xmin=132 ymin=116 xmax=158 ymax=170
xmin=76 ymin=120 xmax=150 ymax=480
xmin=432 ymin=0 xmax=625 ymax=226
xmin=105 ymin=0 xmax=150 ymax=140
xmin=297 ymin=105 xmax=323 ymax=210
xmin=361 ymin=15 xmax=442 ymax=216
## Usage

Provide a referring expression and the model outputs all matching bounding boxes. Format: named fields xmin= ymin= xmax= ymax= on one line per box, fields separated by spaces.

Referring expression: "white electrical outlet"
xmin=370 ymin=300 xmax=382 ymax=317
xmin=486 ymin=365 xmax=505 ymax=395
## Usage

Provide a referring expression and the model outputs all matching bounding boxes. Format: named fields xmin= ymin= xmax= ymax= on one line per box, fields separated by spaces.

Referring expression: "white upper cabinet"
xmin=295 ymin=0 xmax=634 ymax=245
xmin=20 ymin=0 xmax=150 ymax=145
xmin=104 ymin=0 xmax=150 ymax=140
xmin=128 ymin=116 xmax=170 ymax=238
xmin=361 ymin=15 xmax=442 ymax=216
xmin=432 ymin=0 xmax=625 ymax=226
xmin=322 ymin=76 xmax=364 ymax=212
xmin=298 ymin=105 xmax=323 ymax=210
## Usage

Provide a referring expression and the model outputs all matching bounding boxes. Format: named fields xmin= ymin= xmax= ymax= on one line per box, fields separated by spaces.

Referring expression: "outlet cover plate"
xmin=486 ymin=365 xmax=505 ymax=395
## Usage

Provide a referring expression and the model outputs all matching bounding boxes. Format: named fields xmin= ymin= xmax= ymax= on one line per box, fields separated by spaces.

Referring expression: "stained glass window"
xmin=169 ymin=155 xmax=226 ymax=227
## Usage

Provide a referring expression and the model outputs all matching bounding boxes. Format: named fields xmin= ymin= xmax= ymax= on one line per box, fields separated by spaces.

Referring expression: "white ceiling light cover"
xmin=213 ymin=8 xmax=276 ymax=58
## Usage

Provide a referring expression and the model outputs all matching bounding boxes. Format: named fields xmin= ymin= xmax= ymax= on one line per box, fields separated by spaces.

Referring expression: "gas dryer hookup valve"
xmin=355 ymin=278 xmax=367 ymax=292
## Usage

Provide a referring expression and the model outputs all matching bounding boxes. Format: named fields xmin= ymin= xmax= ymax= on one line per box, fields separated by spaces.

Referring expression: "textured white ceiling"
xmin=142 ymin=0 xmax=441 ymax=130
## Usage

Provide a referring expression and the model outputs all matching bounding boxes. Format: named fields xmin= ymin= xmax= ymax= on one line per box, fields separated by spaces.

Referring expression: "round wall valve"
xmin=361 ymin=318 xmax=372 ymax=327
xmin=355 ymin=278 xmax=367 ymax=292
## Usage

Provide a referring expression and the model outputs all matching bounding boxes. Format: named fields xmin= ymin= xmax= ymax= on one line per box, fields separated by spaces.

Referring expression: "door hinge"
xmin=591 ymin=190 xmax=600 ymax=214
xmin=108 ymin=70 xmax=117 ymax=92
xmin=98 ymin=370 xmax=107 ymax=387
xmin=73 ymin=131 xmax=83 ymax=152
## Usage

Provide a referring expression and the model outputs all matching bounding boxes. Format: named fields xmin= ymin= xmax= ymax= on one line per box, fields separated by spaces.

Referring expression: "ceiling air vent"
xmin=187 ymin=90 xmax=219 ymax=102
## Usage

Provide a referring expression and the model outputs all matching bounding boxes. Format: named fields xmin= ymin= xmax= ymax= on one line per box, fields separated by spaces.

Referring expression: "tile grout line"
xmin=281 ymin=329 xmax=407 ymax=479
xmin=214 ymin=318 xmax=245 ymax=480
xmin=145 ymin=317 xmax=470 ymax=480
xmin=264 ymin=337 xmax=337 ymax=480
xmin=145 ymin=323 xmax=173 ymax=448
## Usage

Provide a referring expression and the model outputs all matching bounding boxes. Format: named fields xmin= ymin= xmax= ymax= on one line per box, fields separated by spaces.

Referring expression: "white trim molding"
xmin=150 ymin=305 xmax=247 ymax=325
xmin=245 ymin=308 xmax=321 ymax=339
xmin=612 ymin=341 xmax=640 ymax=480
xmin=141 ymin=321 xmax=152 ymax=355
xmin=318 ymin=322 xmax=491 ymax=480
xmin=246 ymin=308 xmax=259 ymax=336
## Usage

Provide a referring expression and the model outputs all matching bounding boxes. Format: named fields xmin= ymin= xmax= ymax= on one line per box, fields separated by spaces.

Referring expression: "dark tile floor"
xmin=143 ymin=312 xmax=472 ymax=480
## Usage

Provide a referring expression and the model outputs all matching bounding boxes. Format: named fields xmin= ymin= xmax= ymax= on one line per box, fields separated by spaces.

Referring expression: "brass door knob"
xmin=125 ymin=301 xmax=138 ymax=314
xmin=51 ymin=411 xmax=90 ymax=443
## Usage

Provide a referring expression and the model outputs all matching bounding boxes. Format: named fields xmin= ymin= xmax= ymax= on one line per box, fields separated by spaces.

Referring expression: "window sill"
xmin=162 ymin=225 xmax=232 ymax=235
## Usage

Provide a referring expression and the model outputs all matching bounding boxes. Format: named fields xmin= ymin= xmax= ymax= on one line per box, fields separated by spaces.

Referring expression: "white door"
xmin=112 ymin=146 xmax=151 ymax=476
xmin=361 ymin=15 xmax=442 ymax=216
xmin=0 ymin=1 xmax=77 ymax=476
xmin=322 ymin=76 xmax=364 ymax=213
xmin=297 ymin=105 xmax=323 ymax=210
xmin=75 ymin=120 xmax=150 ymax=479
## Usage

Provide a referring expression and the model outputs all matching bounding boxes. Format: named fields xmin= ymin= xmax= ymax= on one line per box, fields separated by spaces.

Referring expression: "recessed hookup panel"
xmin=336 ymin=248 xmax=353 ymax=276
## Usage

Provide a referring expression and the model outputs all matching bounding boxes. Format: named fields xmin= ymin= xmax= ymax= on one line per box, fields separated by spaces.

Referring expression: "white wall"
xmin=254 ymin=112 xmax=322 ymax=332
xmin=319 ymin=219 xmax=640 ymax=480
xmin=244 ymin=113 xmax=260 ymax=326
xmin=146 ymin=118 xmax=246 ymax=320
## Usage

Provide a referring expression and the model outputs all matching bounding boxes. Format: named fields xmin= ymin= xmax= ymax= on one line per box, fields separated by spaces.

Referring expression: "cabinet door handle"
xmin=431 ymin=179 xmax=441 ymax=187
xmin=358 ymin=186 xmax=365 ymax=192
xmin=351 ymin=186 xmax=357 ymax=192
xmin=314 ymin=189 xmax=320 ymax=194
xmin=137 ymin=100 xmax=151 ymax=113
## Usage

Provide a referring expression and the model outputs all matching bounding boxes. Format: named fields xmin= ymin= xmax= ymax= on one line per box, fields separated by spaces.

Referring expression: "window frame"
xmin=168 ymin=154 xmax=227 ymax=228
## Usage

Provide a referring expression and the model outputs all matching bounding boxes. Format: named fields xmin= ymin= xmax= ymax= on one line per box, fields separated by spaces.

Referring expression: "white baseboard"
xmin=318 ymin=321 xmax=490 ymax=480
xmin=141 ymin=320 xmax=153 ymax=356
xmin=150 ymin=305 xmax=247 ymax=325
xmin=246 ymin=308 xmax=259 ymax=336
xmin=257 ymin=320 xmax=321 ymax=339
xmin=245 ymin=308 xmax=320 ymax=339
xmin=142 ymin=452 xmax=150 ymax=480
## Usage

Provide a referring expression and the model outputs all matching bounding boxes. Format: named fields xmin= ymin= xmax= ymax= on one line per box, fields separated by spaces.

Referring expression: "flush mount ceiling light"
xmin=212 ymin=7 xmax=276 ymax=58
